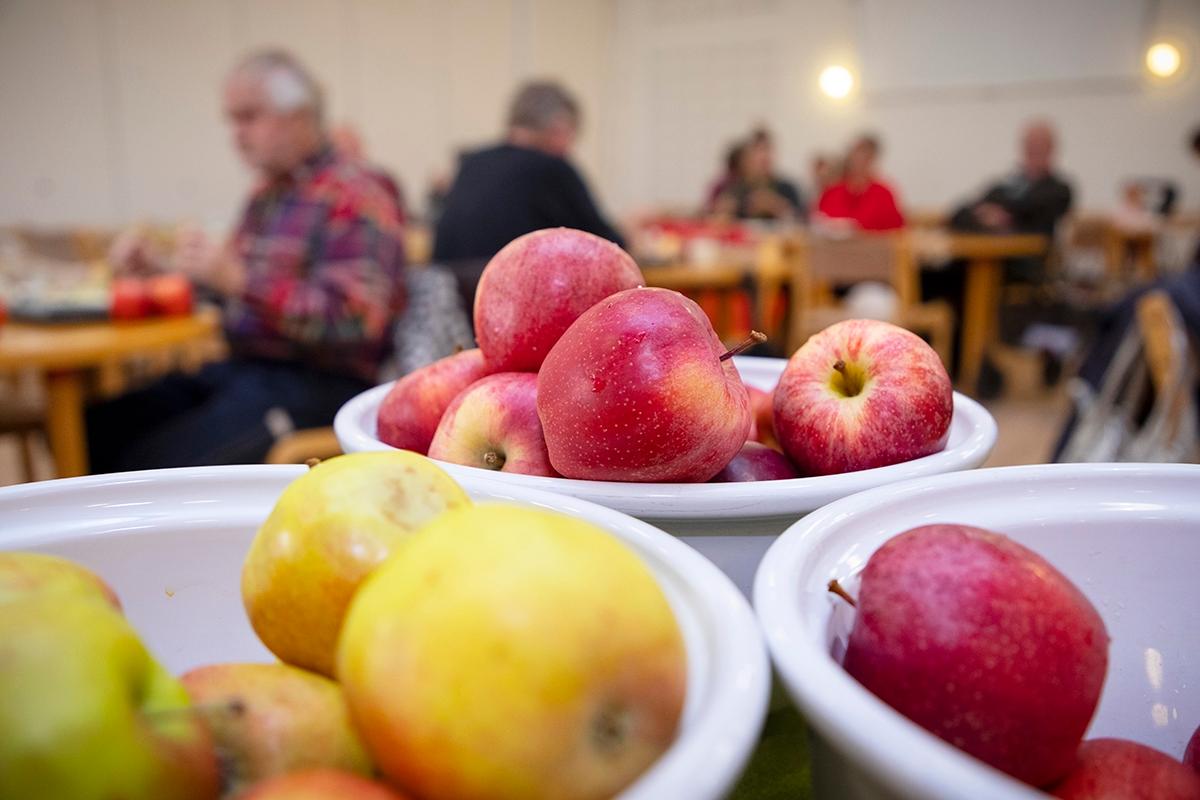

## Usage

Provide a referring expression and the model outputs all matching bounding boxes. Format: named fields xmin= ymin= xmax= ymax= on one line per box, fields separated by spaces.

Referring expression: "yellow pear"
xmin=242 ymin=452 xmax=470 ymax=677
xmin=337 ymin=504 xmax=688 ymax=800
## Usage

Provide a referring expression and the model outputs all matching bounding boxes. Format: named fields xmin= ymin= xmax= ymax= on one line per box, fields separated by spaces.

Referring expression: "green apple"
xmin=0 ymin=551 xmax=121 ymax=610
xmin=338 ymin=504 xmax=688 ymax=800
xmin=0 ymin=596 xmax=219 ymax=800
xmin=180 ymin=662 xmax=371 ymax=797
xmin=240 ymin=769 xmax=409 ymax=800
xmin=242 ymin=452 xmax=471 ymax=677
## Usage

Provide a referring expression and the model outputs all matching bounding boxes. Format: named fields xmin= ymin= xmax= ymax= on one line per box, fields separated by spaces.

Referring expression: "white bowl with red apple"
xmin=754 ymin=462 xmax=1200 ymax=800
xmin=337 ymin=228 xmax=996 ymax=595
xmin=0 ymin=457 xmax=771 ymax=800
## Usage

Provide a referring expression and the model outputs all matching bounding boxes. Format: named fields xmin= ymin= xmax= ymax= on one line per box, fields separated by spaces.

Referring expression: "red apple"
xmin=146 ymin=274 xmax=193 ymax=316
xmin=712 ymin=441 xmax=799 ymax=482
xmin=241 ymin=769 xmax=409 ymax=800
xmin=474 ymin=228 xmax=643 ymax=372
xmin=840 ymin=523 xmax=1108 ymax=788
xmin=746 ymin=385 xmax=778 ymax=449
xmin=376 ymin=349 xmax=491 ymax=455
xmin=427 ymin=372 xmax=556 ymax=476
xmin=111 ymin=277 xmax=150 ymax=320
xmin=1050 ymin=738 xmax=1200 ymax=799
xmin=537 ymin=287 xmax=751 ymax=482
xmin=774 ymin=319 xmax=952 ymax=476
xmin=1186 ymin=725 xmax=1200 ymax=773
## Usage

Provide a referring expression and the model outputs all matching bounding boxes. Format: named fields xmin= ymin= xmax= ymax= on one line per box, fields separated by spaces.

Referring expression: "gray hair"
xmin=507 ymin=81 xmax=579 ymax=131
xmin=231 ymin=49 xmax=324 ymax=121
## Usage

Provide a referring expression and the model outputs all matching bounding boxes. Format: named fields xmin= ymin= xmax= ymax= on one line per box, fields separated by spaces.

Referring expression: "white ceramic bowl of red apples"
xmin=754 ymin=462 xmax=1200 ymax=800
xmin=0 ymin=464 xmax=771 ymax=800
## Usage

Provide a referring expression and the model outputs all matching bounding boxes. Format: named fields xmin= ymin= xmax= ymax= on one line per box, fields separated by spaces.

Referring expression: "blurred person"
xmin=951 ymin=120 xmax=1073 ymax=237
xmin=330 ymin=123 xmax=407 ymax=223
xmin=89 ymin=50 xmax=406 ymax=473
xmin=1110 ymin=182 xmax=1158 ymax=235
xmin=815 ymin=134 xmax=904 ymax=231
xmin=704 ymin=140 xmax=745 ymax=214
xmin=810 ymin=153 xmax=842 ymax=197
xmin=713 ymin=128 xmax=805 ymax=221
xmin=433 ymin=81 xmax=622 ymax=269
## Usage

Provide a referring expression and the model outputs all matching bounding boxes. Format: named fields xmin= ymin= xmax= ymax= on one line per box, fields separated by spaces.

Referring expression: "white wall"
xmin=2 ymin=0 xmax=1199 ymax=229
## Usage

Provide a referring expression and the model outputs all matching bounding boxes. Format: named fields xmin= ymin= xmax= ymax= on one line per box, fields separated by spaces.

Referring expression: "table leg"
xmin=959 ymin=257 xmax=1002 ymax=395
xmin=44 ymin=370 xmax=88 ymax=478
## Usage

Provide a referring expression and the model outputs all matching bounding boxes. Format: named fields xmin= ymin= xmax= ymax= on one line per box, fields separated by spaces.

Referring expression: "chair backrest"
xmin=793 ymin=231 xmax=916 ymax=306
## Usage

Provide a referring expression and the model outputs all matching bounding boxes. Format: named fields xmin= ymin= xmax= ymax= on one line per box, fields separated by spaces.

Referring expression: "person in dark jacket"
xmin=951 ymin=120 xmax=1073 ymax=239
xmin=432 ymin=81 xmax=623 ymax=287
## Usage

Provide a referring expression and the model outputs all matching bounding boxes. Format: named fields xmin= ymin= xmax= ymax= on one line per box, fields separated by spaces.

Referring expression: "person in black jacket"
xmin=432 ymin=81 xmax=623 ymax=311
xmin=951 ymin=120 xmax=1073 ymax=239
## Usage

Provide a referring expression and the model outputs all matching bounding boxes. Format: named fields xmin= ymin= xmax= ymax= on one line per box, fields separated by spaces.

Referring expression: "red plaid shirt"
xmin=225 ymin=146 xmax=406 ymax=381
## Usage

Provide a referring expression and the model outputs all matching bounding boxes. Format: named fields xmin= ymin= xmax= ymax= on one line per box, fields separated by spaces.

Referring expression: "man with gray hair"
xmin=432 ymin=80 xmax=623 ymax=298
xmin=92 ymin=49 xmax=405 ymax=473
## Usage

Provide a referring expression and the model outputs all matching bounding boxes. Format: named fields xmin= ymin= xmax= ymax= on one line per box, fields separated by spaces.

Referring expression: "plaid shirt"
xmin=225 ymin=145 xmax=406 ymax=382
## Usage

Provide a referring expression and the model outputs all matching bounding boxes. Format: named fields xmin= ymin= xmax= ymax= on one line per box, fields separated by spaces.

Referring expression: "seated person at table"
xmin=88 ymin=50 xmax=405 ymax=473
xmin=815 ymin=134 xmax=904 ymax=231
xmin=703 ymin=140 xmax=744 ymax=214
xmin=433 ymin=81 xmax=623 ymax=266
xmin=950 ymin=120 xmax=1073 ymax=238
xmin=713 ymin=128 xmax=805 ymax=221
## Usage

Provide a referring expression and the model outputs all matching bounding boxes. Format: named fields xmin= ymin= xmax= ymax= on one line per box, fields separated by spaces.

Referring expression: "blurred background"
xmin=2 ymin=0 xmax=1199 ymax=483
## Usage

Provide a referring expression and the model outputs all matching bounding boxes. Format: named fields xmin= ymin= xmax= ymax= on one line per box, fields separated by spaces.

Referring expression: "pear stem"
xmin=144 ymin=699 xmax=246 ymax=720
xmin=827 ymin=579 xmax=858 ymax=608
xmin=719 ymin=331 xmax=767 ymax=361
xmin=483 ymin=450 xmax=505 ymax=470
xmin=304 ymin=458 xmax=322 ymax=470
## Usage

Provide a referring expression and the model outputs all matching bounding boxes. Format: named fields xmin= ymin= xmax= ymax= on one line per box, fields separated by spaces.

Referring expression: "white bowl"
xmin=754 ymin=463 xmax=1200 ymax=800
xmin=0 ymin=465 xmax=770 ymax=800
xmin=335 ymin=355 xmax=997 ymax=594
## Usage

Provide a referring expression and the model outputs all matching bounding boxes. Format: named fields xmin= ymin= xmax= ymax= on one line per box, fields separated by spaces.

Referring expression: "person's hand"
xmin=974 ymin=202 xmax=1012 ymax=230
xmin=172 ymin=227 xmax=246 ymax=297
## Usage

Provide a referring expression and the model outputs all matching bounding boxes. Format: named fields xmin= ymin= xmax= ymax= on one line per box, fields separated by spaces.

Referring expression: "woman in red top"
xmin=816 ymin=134 xmax=905 ymax=231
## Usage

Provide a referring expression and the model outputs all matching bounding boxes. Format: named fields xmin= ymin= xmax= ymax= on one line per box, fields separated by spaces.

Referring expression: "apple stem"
xmin=833 ymin=359 xmax=847 ymax=376
xmin=827 ymin=579 xmax=858 ymax=608
xmin=483 ymin=450 xmax=506 ymax=470
xmin=453 ymin=343 xmax=465 ymax=355
xmin=304 ymin=458 xmax=321 ymax=470
xmin=719 ymin=330 xmax=767 ymax=361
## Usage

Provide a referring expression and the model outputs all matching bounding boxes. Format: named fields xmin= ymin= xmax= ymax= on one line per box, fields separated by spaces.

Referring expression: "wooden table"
xmin=0 ymin=308 xmax=222 ymax=477
xmin=934 ymin=233 xmax=1048 ymax=394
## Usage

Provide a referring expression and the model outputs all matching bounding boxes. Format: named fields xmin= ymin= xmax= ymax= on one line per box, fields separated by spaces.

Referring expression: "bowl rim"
xmin=333 ymin=356 xmax=998 ymax=519
xmin=0 ymin=463 xmax=772 ymax=800
xmin=752 ymin=462 xmax=1200 ymax=800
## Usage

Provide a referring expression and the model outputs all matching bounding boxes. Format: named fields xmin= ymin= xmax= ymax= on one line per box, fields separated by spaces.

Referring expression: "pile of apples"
xmin=831 ymin=523 xmax=1200 ymax=799
xmin=378 ymin=227 xmax=954 ymax=483
xmin=110 ymin=273 xmax=194 ymax=320
xmin=0 ymin=451 xmax=688 ymax=800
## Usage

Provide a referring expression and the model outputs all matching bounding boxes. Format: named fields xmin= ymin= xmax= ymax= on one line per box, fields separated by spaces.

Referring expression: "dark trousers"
xmin=85 ymin=359 xmax=370 ymax=474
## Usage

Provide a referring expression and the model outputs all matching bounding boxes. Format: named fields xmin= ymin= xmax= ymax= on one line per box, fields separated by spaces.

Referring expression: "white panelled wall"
xmin=1 ymin=0 xmax=1199 ymax=229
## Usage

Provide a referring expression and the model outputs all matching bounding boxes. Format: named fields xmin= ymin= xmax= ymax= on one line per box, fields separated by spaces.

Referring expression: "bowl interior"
xmin=335 ymin=355 xmax=998 ymax=520
xmin=755 ymin=464 xmax=1200 ymax=800
xmin=0 ymin=465 xmax=769 ymax=800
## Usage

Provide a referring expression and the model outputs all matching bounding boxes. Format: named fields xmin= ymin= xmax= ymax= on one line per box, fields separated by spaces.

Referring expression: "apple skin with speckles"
xmin=1050 ymin=738 xmax=1200 ymax=799
xmin=376 ymin=349 xmax=491 ymax=455
xmin=841 ymin=524 xmax=1109 ymax=788
xmin=474 ymin=228 xmax=643 ymax=373
xmin=774 ymin=319 xmax=952 ymax=476
xmin=428 ymin=373 xmax=557 ymax=477
xmin=537 ymin=287 xmax=751 ymax=483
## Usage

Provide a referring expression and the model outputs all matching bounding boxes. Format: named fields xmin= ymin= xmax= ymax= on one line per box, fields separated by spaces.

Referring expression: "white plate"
xmin=334 ymin=356 xmax=997 ymax=522
xmin=0 ymin=465 xmax=770 ymax=800
xmin=754 ymin=463 xmax=1200 ymax=800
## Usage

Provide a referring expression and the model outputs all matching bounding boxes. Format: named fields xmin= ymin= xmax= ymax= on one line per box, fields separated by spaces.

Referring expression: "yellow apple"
xmin=180 ymin=662 xmax=372 ymax=797
xmin=242 ymin=452 xmax=471 ymax=677
xmin=0 ymin=551 xmax=122 ymax=610
xmin=337 ymin=504 xmax=688 ymax=800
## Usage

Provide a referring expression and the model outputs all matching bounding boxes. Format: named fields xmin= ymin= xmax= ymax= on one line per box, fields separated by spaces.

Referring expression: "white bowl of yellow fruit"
xmin=0 ymin=453 xmax=769 ymax=800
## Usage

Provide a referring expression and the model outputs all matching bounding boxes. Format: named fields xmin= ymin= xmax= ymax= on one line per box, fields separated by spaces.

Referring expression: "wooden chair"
xmin=264 ymin=427 xmax=343 ymax=465
xmin=785 ymin=231 xmax=954 ymax=367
